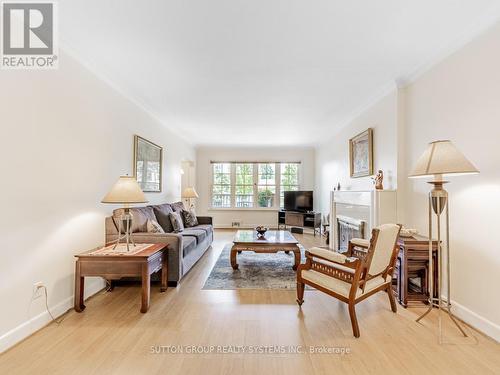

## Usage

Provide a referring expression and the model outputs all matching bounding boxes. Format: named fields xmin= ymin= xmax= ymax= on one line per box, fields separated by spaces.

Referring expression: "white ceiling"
xmin=61 ymin=1 xmax=500 ymax=146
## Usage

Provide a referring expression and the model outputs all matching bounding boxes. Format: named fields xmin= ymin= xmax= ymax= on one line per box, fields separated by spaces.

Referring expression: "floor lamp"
xmin=102 ymin=176 xmax=148 ymax=251
xmin=409 ymin=140 xmax=479 ymax=343
xmin=182 ymin=187 xmax=199 ymax=209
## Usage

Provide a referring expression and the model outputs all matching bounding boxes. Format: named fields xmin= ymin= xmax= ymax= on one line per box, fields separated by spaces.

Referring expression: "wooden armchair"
xmin=296 ymin=224 xmax=402 ymax=338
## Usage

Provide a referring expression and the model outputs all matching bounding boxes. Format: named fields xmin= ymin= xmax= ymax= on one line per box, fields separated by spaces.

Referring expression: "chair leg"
xmin=348 ymin=301 xmax=360 ymax=338
xmin=387 ymin=285 xmax=397 ymax=313
xmin=296 ymin=282 xmax=305 ymax=306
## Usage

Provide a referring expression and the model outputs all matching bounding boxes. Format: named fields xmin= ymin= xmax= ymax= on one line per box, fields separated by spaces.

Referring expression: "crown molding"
xmin=59 ymin=41 xmax=194 ymax=147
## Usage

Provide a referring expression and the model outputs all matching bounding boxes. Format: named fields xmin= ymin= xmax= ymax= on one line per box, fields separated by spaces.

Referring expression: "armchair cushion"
xmin=300 ymin=270 xmax=390 ymax=299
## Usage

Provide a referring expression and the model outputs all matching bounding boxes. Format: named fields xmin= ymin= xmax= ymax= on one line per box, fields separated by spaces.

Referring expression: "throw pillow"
xmin=146 ymin=219 xmax=165 ymax=233
xmin=182 ymin=209 xmax=198 ymax=227
xmin=152 ymin=204 xmax=174 ymax=233
xmin=170 ymin=201 xmax=185 ymax=212
xmin=169 ymin=211 xmax=185 ymax=232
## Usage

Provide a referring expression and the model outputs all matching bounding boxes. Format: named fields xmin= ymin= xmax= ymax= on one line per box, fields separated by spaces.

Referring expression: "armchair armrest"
xmin=196 ymin=216 xmax=213 ymax=225
xmin=350 ymin=238 xmax=369 ymax=248
xmin=308 ymin=247 xmax=348 ymax=264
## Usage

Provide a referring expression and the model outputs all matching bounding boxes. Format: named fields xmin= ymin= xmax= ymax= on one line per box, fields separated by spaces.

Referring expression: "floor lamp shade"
xmin=409 ymin=140 xmax=479 ymax=180
xmin=102 ymin=176 xmax=148 ymax=204
xmin=181 ymin=187 xmax=199 ymax=199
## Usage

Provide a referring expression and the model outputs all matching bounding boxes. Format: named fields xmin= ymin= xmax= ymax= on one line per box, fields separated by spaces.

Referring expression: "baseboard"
xmin=0 ymin=279 xmax=105 ymax=354
xmin=451 ymin=299 xmax=500 ymax=342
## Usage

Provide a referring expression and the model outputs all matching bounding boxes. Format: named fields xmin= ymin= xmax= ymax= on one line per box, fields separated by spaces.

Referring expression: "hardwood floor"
xmin=1 ymin=229 xmax=499 ymax=375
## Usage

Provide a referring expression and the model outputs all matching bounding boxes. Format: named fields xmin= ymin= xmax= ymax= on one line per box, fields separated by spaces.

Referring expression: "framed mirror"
xmin=134 ymin=135 xmax=163 ymax=192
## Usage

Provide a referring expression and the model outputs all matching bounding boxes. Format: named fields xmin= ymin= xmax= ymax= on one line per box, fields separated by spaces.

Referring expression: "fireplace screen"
xmin=337 ymin=215 xmax=365 ymax=252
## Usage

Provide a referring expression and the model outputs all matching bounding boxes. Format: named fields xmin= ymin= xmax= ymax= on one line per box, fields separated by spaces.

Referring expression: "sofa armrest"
xmin=197 ymin=216 xmax=213 ymax=225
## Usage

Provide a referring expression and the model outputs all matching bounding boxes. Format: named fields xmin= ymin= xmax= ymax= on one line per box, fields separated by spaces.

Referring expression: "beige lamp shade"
xmin=182 ymin=187 xmax=199 ymax=199
xmin=409 ymin=140 xmax=479 ymax=179
xmin=102 ymin=176 xmax=148 ymax=204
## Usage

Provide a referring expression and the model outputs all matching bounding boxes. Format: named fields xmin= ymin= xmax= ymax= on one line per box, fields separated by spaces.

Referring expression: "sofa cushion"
xmin=113 ymin=206 xmax=156 ymax=233
xmin=169 ymin=211 xmax=185 ymax=232
xmin=182 ymin=236 xmax=197 ymax=257
xmin=181 ymin=229 xmax=207 ymax=244
xmin=170 ymin=201 xmax=185 ymax=212
xmin=190 ymin=224 xmax=213 ymax=236
xmin=151 ymin=204 xmax=174 ymax=233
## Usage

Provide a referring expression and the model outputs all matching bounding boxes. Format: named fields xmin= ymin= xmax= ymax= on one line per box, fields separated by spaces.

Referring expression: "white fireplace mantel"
xmin=329 ymin=190 xmax=397 ymax=250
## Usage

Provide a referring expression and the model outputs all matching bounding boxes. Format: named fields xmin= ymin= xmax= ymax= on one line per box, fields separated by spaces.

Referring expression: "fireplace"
xmin=329 ymin=190 xmax=397 ymax=251
xmin=337 ymin=215 xmax=365 ymax=252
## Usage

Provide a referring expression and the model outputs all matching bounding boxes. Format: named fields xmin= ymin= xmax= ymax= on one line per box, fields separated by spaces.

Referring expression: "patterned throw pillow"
xmin=182 ymin=209 xmax=198 ymax=228
xmin=170 ymin=201 xmax=185 ymax=212
xmin=147 ymin=219 xmax=165 ymax=233
xmin=169 ymin=212 xmax=185 ymax=232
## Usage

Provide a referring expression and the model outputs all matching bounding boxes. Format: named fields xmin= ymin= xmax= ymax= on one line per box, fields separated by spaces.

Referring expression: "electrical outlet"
xmin=32 ymin=282 xmax=44 ymax=300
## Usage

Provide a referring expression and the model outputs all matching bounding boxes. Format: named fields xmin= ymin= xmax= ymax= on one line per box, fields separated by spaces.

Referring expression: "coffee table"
xmin=230 ymin=230 xmax=301 ymax=270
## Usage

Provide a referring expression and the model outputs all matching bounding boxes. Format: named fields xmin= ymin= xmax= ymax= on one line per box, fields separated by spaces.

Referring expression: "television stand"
xmin=278 ymin=210 xmax=321 ymax=236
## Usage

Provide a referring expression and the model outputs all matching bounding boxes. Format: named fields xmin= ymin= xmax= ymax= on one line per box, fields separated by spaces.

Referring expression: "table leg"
xmin=293 ymin=247 xmax=301 ymax=271
xmin=141 ymin=263 xmax=151 ymax=313
xmin=160 ymin=251 xmax=168 ymax=292
xmin=230 ymin=246 xmax=239 ymax=270
xmin=74 ymin=261 xmax=86 ymax=312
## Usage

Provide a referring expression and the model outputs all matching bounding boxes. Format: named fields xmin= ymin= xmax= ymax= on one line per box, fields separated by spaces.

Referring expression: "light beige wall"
xmin=401 ymin=22 xmax=500 ymax=338
xmin=315 ymin=22 xmax=500 ymax=340
xmin=196 ymin=146 xmax=315 ymax=228
xmin=315 ymin=90 xmax=399 ymax=214
xmin=0 ymin=51 xmax=195 ymax=351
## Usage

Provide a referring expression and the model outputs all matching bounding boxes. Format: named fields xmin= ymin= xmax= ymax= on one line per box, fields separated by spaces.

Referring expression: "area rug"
xmin=202 ymin=244 xmax=307 ymax=290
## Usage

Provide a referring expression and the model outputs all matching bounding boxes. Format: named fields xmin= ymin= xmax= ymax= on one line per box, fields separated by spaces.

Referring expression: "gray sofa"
xmin=105 ymin=202 xmax=213 ymax=286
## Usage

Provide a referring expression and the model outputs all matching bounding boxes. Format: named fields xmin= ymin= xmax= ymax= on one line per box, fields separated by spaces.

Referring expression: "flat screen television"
xmin=284 ymin=191 xmax=313 ymax=212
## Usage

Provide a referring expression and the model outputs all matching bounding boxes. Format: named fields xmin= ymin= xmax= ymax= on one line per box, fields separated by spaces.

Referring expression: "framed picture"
xmin=349 ymin=128 xmax=373 ymax=178
xmin=134 ymin=135 xmax=163 ymax=192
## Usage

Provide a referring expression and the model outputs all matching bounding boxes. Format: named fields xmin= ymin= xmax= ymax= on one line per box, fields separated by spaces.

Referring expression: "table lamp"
xmin=409 ymin=140 xmax=479 ymax=343
xmin=182 ymin=187 xmax=199 ymax=209
xmin=102 ymin=176 xmax=148 ymax=250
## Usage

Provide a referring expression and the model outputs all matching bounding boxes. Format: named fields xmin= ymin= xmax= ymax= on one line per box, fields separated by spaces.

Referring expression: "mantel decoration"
xmin=373 ymin=169 xmax=384 ymax=190
xmin=409 ymin=140 xmax=479 ymax=343
xmin=349 ymin=128 xmax=373 ymax=178
xmin=134 ymin=135 xmax=163 ymax=192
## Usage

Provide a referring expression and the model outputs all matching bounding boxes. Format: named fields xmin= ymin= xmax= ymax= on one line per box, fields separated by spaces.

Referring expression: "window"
xmin=235 ymin=163 xmax=254 ymax=208
xmin=210 ymin=162 xmax=300 ymax=209
xmin=212 ymin=163 xmax=231 ymax=208
xmin=257 ymin=163 xmax=276 ymax=208
xmin=280 ymin=163 xmax=299 ymax=208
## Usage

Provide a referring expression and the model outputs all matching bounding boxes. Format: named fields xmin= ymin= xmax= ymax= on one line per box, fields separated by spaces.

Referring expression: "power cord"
xmin=38 ymin=285 xmax=65 ymax=325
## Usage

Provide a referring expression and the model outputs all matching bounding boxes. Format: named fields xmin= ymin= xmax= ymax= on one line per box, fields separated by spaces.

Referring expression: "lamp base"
xmin=112 ymin=208 xmax=136 ymax=251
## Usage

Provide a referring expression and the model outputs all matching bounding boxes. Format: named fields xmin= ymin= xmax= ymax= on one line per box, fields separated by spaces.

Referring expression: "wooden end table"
xmin=74 ymin=243 xmax=168 ymax=313
xmin=230 ymin=230 xmax=301 ymax=270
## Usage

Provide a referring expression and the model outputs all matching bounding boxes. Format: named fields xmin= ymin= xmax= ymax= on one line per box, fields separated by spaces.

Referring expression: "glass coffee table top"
xmin=233 ymin=230 xmax=298 ymax=244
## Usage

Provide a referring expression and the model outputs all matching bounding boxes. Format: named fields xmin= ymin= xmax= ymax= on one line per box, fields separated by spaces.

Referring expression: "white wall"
xmin=0 ymin=51 xmax=195 ymax=352
xmin=400 ymin=22 xmax=500 ymax=339
xmin=315 ymin=90 xmax=399 ymax=214
xmin=196 ymin=146 xmax=315 ymax=228
xmin=315 ymin=22 xmax=500 ymax=341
